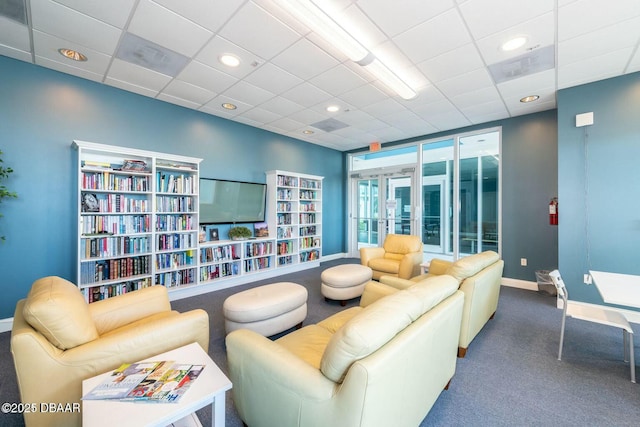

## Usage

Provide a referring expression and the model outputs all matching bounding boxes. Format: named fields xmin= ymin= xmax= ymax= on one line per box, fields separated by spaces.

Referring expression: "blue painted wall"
xmin=557 ymin=71 xmax=640 ymax=308
xmin=0 ymin=56 xmax=344 ymax=318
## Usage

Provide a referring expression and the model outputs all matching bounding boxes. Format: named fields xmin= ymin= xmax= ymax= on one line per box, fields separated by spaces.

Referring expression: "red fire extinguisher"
xmin=549 ymin=198 xmax=558 ymax=225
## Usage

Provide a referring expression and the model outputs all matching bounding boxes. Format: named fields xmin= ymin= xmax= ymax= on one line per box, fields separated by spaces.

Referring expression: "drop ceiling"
xmin=1 ymin=0 xmax=639 ymax=151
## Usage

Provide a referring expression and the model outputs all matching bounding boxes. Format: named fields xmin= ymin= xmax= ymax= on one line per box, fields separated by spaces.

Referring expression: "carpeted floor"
xmin=1 ymin=258 xmax=639 ymax=426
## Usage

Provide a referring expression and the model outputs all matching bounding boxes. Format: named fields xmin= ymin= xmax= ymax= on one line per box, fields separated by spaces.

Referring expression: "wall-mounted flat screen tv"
xmin=199 ymin=178 xmax=267 ymax=224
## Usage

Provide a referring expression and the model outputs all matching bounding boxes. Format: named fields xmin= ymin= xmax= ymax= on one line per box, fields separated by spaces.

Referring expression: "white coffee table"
xmin=82 ymin=342 xmax=232 ymax=427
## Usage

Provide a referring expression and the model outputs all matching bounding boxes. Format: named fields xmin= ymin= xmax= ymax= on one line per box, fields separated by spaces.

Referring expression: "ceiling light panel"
xmin=0 ymin=0 xmax=27 ymax=24
xmin=115 ymin=32 xmax=189 ymax=77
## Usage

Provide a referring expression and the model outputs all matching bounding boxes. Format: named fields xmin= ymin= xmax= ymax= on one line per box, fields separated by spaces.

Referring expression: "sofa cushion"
xmin=276 ymin=325 xmax=334 ymax=369
xmin=368 ymin=258 xmax=400 ymax=274
xmin=22 ymin=276 xmax=99 ymax=350
xmin=383 ymin=234 xmax=422 ymax=254
xmin=446 ymin=251 xmax=500 ymax=282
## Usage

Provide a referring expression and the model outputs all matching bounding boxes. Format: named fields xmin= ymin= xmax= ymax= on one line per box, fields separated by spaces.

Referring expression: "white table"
xmin=82 ymin=342 xmax=232 ymax=427
xmin=590 ymin=270 xmax=640 ymax=309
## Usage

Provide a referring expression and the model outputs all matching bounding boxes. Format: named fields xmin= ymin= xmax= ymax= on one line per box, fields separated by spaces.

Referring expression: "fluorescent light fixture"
xmin=363 ymin=59 xmax=416 ymax=100
xmin=273 ymin=0 xmax=417 ymax=100
xmin=273 ymin=0 xmax=368 ymax=62
xmin=501 ymin=36 xmax=527 ymax=51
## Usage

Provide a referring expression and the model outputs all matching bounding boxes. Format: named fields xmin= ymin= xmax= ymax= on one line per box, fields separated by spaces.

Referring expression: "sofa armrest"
xmin=359 ymin=247 xmax=385 ymax=266
xmin=379 ymin=276 xmax=416 ymax=290
xmin=360 ymin=280 xmax=401 ymax=307
xmin=398 ymin=252 xmax=424 ymax=279
xmin=427 ymin=258 xmax=453 ymax=276
xmin=226 ymin=329 xmax=336 ymax=425
xmin=88 ymin=285 xmax=172 ymax=335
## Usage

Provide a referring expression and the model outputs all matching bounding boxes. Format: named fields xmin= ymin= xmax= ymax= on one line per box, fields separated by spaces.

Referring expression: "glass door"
xmin=351 ymin=170 xmax=416 ymax=254
xmin=422 ymin=176 xmax=446 ymax=252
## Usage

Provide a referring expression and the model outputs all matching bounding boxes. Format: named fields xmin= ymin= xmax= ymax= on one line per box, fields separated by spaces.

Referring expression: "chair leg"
xmin=457 ymin=347 xmax=467 ymax=358
xmin=628 ymin=331 xmax=635 ymax=383
xmin=558 ymin=314 xmax=567 ymax=361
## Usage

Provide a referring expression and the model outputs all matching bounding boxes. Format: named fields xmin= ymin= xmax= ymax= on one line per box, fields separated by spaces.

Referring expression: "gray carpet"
xmin=1 ymin=258 xmax=639 ymax=426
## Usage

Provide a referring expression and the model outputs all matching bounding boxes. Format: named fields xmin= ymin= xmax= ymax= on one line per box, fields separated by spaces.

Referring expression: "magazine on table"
xmin=83 ymin=360 xmax=204 ymax=403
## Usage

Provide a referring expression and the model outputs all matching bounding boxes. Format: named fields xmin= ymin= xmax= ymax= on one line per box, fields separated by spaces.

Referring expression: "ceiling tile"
xmin=177 ymin=60 xmax=238 ymax=93
xmin=244 ymin=62 xmax=303 ymax=94
xmin=267 ymin=117 xmax=305 ymax=132
xmin=218 ymin=1 xmax=300 ymax=60
xmin=196 ymin=36 xmax=264 ymax=79
xmin=361 ymin=98 xmax=407 ymax=117
xmin=503 ymin=87 xmax=556 ymax=113
xmin=339 ymin=84 xmax=388 ymax=109
xmin=156 ymin=92 xmax=202 ymax=109
xmin=0 ymin=45 xmax=32 ymax=61
xmin=107 ymin=58 xmax=172 ymax=91
xmin=239 ymin=106 xmax=282 ymax=124
xmin=437 ymin=68 xmax=494 ymax=98
xmin=104 ymin=76 xmax=159 ymax=98
xmin=417 ymin=43 xmax=484 ymax=84
xmin=153 ymin=0 xmax=245 ymax=32
xmin=223 ymin=80 xmax=275 ymax=106
xmin=475 ymin=12 xmax=555 ymax=66
xmin=33 ymin=30 xmax=111 ymax=75
xmin=127 ymin=0 xmax=213 ymax=57
xmin=203 ymin=95 xmax=253 ymax=116
xmin=161 ymin=79 xmax=216 ymax=105
xmin=259 ymin=96 xmax=304 ymax=116
xmin=53 ymin=0 xmax=136 ymax=28
xmin=427 ymin=109 xmax=472 ymax=131
xmin=35 ymin=56 xmax=104 ymax=82
xmin=309 ymin=65 xmax=368 ymax=96
xmin=559 ymin=0 xmax=640 ymax=42
xmin=460 ymin=0 xmax=555 ymax=39
xmin=451 ymin=86 xmax=502 ymax=110
xmin=558 ymin=47 xmax=634 ymax=89
xmin=287 ymin=108 xmax=329 ymax=126
xmin=0 ymin=16 xmax=30 ymax=51
xmin=271 ymin=38 xmax=339 ymax=81
xmin=558 ymin=17 xmax=640 ymax=67
xmin=497 ymin=69 xmax=556 ymax=99
xmin=394 ymin=8 xmax=472 ymax=63
xmin=30 ymin=0 xmax=122 ymax=54
xmin=357 ymin=0 xmax=455 ymax=38
xmin=337 ymin=109 xmax=376 ymax=126
xmin=282 ymin=83 xmax=333 ymax=108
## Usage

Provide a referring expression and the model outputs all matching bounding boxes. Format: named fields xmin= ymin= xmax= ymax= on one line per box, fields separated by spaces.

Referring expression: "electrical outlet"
xmin=584 ymin=274 xmax=592 ymax=285
xmin=520 ymin=258 xmax=527 ymax=266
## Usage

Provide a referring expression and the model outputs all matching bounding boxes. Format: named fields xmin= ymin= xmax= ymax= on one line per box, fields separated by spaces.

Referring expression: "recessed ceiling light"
xmin=302 ymin=130 xmax=314 ymax=135
xmin=219 ymin=54 xmax=240 ymax=68
xmin=58 ymin=48 xmax=87 ymax=62
xmin=326 ymin=105 xmax=340 ymax=113
xmin=222 ymin=103 xmax=237 ymax=110
xmin=501 ymin=36 xmax=527 ymax=52
xmin=520 ymin=95 xmax=540 ymax=103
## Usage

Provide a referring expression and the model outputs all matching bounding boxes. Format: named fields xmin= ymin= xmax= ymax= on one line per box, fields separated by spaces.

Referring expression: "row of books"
xmin=299 ymin=190 xmax=320 ymax=200
xmin=245 ymin=241 xmax=274 ymax=257
xmin=299 ymin=179 xmax=321 ymax=189
xmin=278 ymin=255 xmax=295 ymax=266
xmin=277 ymin=226 xmax=293 ymax=239
xmin=299 ymin=213 xmax=317 ymax=224
xmin=83 ymin=360 xmax=204 ymax=404
xmin=82 ymin=193 xmax=150 ymax=213
xmin=81 ymin=236 xmax=150 ymax=259
xmin=277 ymin=240 xmax=295 ymax=255
xmin=82 ymin=278 xmax=153 ymax=303
xmin=156 ymin=251 xmax=195 ymax=270
xmin=199 ymin=262 xmax=240 ymax=281
xmin=81 ymin=214 xmax=151 ymax=235
xmin=83 ymin=172 xmax=150 ymax=192
xmin=277 ymin=202 xmax=292 ymax=212
xmin=156 ymin=172 xmax=196 ymax=194
xmin=80 ymin=256 xmax=150 ymax=285
xmin=277 ymin=213 xmax=292 ymax=225
xmin=200 ymin=245 xmax=238 ymax=263
xmin=244 ymin=257 xmax=271 ymax=272
xmin=299 ymin=225 xmax=318 ymax=237
xmin=157 ymin=233 xmax=197 ymax=251
xmin=277 ymin=189 xmax=293 ymax=200
xmin=300 ymin=237 xmax=321 ymax=249
xmin=299 ymin=202 xmax=319 ymax=212
xmin=155 ymin=214 xmax=196 ymax=232
xmin=156 ymin=195 xmax=195 ymax=213
xmin=300 ymin=249 xmax=320 ymax=262
xmin=155 ymin=268 xmax=196 ymax=287
xmin=277 ymin=175 xmax=298 ymax=187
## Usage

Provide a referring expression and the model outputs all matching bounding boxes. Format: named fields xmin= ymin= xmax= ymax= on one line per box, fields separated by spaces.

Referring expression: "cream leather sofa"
xmin=364 ymin=251 xmax=504 ymax=357
xmin=11 ymin=276 xmax=210 ymax=427
xmin=226 ymin=275 xmax=464 ymax=427
xmin=359 ymin=233 xmax=423 ymax=280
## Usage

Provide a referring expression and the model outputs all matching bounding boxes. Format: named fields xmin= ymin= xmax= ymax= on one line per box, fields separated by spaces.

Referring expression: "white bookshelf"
xmin=73 ymin=141 xmax=201 ymax=302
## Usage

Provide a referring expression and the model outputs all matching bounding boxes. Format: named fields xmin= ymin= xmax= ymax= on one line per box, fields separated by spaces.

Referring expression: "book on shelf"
xmin=83 ymin=360 xmax=205 ymax=404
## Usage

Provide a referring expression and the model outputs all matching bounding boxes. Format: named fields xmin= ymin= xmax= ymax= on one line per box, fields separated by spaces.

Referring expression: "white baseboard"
xmin=0 ymin=317 xmax=13 ymax=334
xmin=501 ymin=277 xmax=539 ymax=291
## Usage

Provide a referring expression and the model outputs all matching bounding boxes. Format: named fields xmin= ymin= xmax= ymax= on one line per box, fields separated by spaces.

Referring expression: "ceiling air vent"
xmin=310 ymin=118 xmax=349 ymax=132
xmin=488 ymin=44 xmax=555 ymax=84
xmin=0 ymin=0 xmax=27 ymax=25
xmin=115 ymin=32 xmax=189 ymax=77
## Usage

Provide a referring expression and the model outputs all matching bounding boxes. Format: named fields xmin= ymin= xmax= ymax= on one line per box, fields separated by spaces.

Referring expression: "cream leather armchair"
xmin=11 ymin=276 xmax=210 ymax=427
xmin=359 ymin=234 xmax=423 ymax=280
xmin=363 ymin=251 xmax=504 ymax=358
